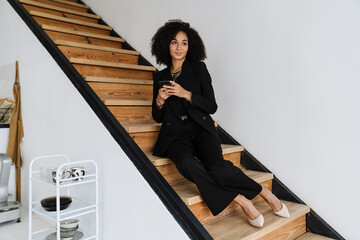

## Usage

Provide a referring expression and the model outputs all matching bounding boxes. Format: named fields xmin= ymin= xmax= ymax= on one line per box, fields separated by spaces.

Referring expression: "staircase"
xmin=16 ymin=0 xmax=335 ymax=239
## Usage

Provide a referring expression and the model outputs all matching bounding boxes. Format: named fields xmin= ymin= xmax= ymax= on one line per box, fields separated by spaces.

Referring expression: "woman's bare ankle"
xmin=234 ymin=195 xmax=260 ymax=220
xmin=260 ymin=188 xmax=282 ymax=212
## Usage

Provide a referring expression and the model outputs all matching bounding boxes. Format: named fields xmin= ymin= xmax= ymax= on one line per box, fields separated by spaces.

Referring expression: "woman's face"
xmin=169 ymin=31 xmax=188 ymax=63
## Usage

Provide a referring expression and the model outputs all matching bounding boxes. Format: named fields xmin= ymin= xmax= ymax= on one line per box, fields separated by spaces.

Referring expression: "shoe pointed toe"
xmin=248 ymin=214 xmax=264 ymax=227
xmin=275 ymin=202 xmax=290 ymax=218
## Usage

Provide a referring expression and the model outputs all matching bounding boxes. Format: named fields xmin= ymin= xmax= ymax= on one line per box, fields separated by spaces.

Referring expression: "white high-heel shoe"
xmin=248 ymin=214 xmax=264 ymax=227
xmin=274 ymin=202 xmax=290 ymax=218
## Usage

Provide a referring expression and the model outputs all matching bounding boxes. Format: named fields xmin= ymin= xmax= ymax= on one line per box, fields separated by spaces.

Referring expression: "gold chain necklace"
xmin=171 ymin=69 xmax=182 ymax=81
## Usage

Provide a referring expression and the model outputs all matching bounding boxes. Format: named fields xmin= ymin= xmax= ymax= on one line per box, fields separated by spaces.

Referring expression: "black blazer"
xmin=152 ymin=60 xmax=220 ymax=157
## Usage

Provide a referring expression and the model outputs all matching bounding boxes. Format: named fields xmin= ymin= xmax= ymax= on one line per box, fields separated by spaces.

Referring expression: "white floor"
xmin=0 ymin=207 xmax=50 ymax=240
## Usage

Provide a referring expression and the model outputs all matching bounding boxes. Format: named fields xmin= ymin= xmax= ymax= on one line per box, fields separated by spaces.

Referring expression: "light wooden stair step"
xmin=123 ymin=120 xmax=220 ymax=134
xmin=173 ymin=170 xmax=273 ymax=206
xmin=55 ymin=40 xmax=139 ymax=55
xmin=69 ymin=58 xmax=156 ymax=71
xmin=147 ymin=144 xmax=245 ymax=167
xmin=42 ymin=25 xmax=124 ymax=42
xmin=85 ymin=76 xmax=152 ymax=85
xmin=122 ymin=122 xmax=161 ymax=133
xmin=30 ymin=10 xmax=111 ymax=30
xmin=20 ymin=0 xmax=100 ymax=19
xmin=297 ymin=232 xmax=334 ymax=240
xmin=204 ymin=200 xmax=310 ymax=240
xmin=102 ymin=98 xmax=152 ymax=106
xmin=48 ymin=0 xmax=89 ymax=9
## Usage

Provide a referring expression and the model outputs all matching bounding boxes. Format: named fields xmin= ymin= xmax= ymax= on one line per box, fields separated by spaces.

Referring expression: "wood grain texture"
xmin=257 ymin=215 xmax=306 ymax=240
xmin=42 ymin=25 xmax=123 ymax=42
xmin=21 ymin=0 xmax=99 ymax=19
xmin=123 ymin=122 xmax=164 ymax=134
xmin=191 ymin=180 xmax=273 ymax=225
xmin=223 ymin=152 xmax=242 ymax=169
xmin=23 ymin=4 xmax=98 ymax=23
xmin=297 ymin=233 xmax=335 ymax=240
xmin=173 ymin=172 xmax=273 ymax=206
xmin=108 ymin=106 xmax=153 ymax=124
xmin=37 ymin=18 xmax=109 ymax=35
xmin=88 ymin=82 xmax=152 ymax=99
xmin=30 ymin=10 xmax=111 ymax=30
xmin=70 ymin=58 xmax=156 ymax=71
xmin=102 ymin=98 xmax=152 ymax=106
xmin=49 ymin=0 xmax=88 ymax=9
xmin=59 ymin=46 xmax=138 ymax=65
xmin=204 ymin=201 xmax=310 ymax=240
xmin=45 ymin=31 xmax=123 ymax=49
xmin=130 ymin=131 xmax=159 ymax=152
xmin=73 ymin=64 xmax=153 ymax=80
xmin=149 ymin=145 xmax=244 ymax=167
xmin=85 ymin=76 xmax=152 ymax=85
xmin=56 ymin=40 xmax=138 ymax=55
xmin=122 ymin=122 xmax=161 ymax=133
xmin=57 ymin=0 xmax=78 ymax=3
xmin=31 ymin=0 xmax=88 ymax=12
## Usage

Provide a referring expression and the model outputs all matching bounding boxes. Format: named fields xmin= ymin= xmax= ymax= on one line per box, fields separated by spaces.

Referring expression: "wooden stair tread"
xmin=20 ymin=0 xmax=100 ymax=19
xmin=147 ymin=144 xmax=245 ymax=166
xmin=85 ymin=76 xmax=152 ymax=85
xmin=204 ymin=200 xmax=310 ymax=240
xmin=70 ymin=58 xmax=156 ymax=71
xmin=122 ymin=122 xmax=161 ymax=133
xmin=30 ymin=10 xmax=111 ymax=30
xmin=173 ymin=170 xmax=274 ymax=206
xmin=55 ymin=40 xmax=139 ymax=55
xmin=297 ymin=233 xmax=334 ymax=240
xmin=103 ymin=98 xmax=152 ymax=106
xmin=42 ymin=25 xmax=125 ymax=42
xmin=49 ymin=0 xmax=89 ymax=9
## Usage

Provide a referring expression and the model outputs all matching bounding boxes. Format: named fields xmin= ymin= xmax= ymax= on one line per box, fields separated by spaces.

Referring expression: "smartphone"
xmin=158 ymin=80 xmax=172 ymax=89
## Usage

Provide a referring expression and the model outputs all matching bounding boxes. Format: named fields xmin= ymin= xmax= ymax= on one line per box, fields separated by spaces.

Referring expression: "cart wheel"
xmin=17 ymin=218 xmax=21 ymax=223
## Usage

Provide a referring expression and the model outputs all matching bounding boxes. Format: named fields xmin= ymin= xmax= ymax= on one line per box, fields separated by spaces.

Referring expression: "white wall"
xmin=0 ymin=1 xmax=188 ymax=239
xmin=83 ymin=0 xmax=360 ymax=238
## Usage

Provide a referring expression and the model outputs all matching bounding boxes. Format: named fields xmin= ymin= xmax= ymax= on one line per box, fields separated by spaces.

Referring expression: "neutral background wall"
xmin=0 ymin=1 xmax=188 ymax=239
xmin=84 ymin=0 xmax=360 ymax=238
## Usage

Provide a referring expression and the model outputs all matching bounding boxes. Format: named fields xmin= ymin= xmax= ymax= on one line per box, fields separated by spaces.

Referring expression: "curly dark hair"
xmin=151 ymin=19 xmax=206 ymax=67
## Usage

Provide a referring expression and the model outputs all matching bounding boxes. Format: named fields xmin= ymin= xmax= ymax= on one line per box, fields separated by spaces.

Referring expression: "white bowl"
xmin=60 ymin=219 xmax=79 ymax=229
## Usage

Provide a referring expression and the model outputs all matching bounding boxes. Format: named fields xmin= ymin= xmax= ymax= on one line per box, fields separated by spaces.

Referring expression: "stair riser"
xmin=258 ymin=215 xmax=306 ymax=240
xmin=223 ymin=152 xmax=243 ymax=169
xmin=130 ymin=132 xmax=158 ymax=152
xmin=23 ymin=4 xmax=98 ymax=23
xmin=46 ymin=31 xmax=123 ymax=49
xmin=74 ymin=65 xmax=153 ymax=80
xmin=32 ymin=0 xmax=88 ymax=12
xmin=157 ymin=152 xmax=244 ymax=185
xmin=130 ymin=128 xmax=235 ymax=153
xmin=59 ymin=46 xmax=138 ymax=65
xmin=190 ymin=180 xmax=272 ymax=225
xmin=34 ymin=16 xmax=109 ymax=35
xmin=88 ymin=82 xmax=152 ymax=100
xmin=108 ymin=106 xmax=153 ymax=124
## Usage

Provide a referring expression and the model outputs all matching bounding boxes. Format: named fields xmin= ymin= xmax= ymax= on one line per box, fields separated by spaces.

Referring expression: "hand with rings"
xmin=157 ymin=85 xmax=171 ymax=106
xmin=165 ymin=81 xmax=192 ymax=101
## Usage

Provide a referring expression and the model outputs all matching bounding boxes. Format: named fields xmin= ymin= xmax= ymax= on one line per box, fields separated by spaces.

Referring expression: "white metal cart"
xmin=29 ymin=154 xmax=99 ymax=240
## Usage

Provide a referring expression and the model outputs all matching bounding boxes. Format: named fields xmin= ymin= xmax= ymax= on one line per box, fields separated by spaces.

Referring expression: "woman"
xmin=150 ymin=20 xmax=289 ymax=227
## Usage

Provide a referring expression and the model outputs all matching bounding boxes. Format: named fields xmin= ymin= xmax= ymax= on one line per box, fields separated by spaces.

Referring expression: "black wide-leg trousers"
xmin=166 ymin=119 xmax=263 ymax=216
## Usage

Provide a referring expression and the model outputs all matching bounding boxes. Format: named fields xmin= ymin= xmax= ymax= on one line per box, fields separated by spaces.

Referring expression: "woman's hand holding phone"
xmin=166 ymin=81 xmax=192 ymax=102
xmin=157 ymin=81 xmax=171 ymax=107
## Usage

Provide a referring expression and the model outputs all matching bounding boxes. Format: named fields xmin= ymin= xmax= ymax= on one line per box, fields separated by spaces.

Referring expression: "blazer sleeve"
xmin=152 ymin=71 xmax=165 ymax=123
xmin=189 ymin=62 xmax=218 ymax=114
